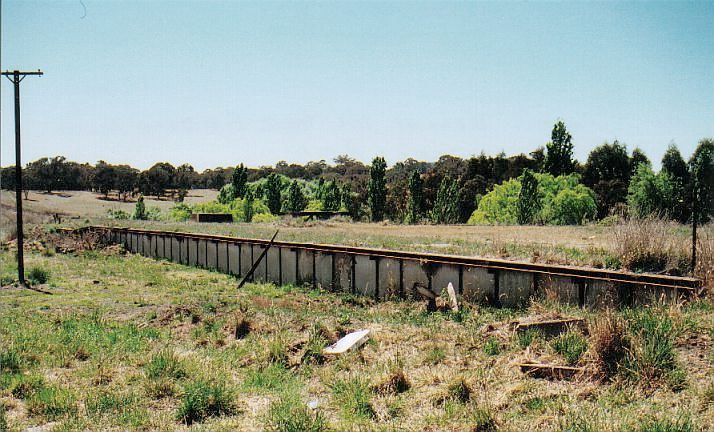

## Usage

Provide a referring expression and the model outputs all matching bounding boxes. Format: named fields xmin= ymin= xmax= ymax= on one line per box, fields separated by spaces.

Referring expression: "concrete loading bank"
xmin=78 ymin=226 xmax=701 ymax=308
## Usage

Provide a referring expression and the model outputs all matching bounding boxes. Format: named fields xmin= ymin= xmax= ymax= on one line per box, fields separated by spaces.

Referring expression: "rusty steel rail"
xmin=71 ymin=225 xmax=701 ymax=293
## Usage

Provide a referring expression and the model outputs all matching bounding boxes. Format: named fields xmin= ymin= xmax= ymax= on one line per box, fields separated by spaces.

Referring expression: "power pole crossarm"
xmin=2 ymin=69 xmax=44 ymax=290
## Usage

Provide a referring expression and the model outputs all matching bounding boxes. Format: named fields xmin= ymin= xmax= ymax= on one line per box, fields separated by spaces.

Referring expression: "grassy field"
xmin=0 ymin=244 xmax=712 ymax=431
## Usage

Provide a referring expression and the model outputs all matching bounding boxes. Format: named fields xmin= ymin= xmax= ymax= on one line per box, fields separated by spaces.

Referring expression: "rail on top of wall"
xmin=59 ymin=226 xmax=703 ymax=307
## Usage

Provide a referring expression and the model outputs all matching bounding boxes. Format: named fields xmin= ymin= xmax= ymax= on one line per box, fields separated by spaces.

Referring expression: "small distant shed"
xmin=190 ymin=213 xmax=233 ymax=223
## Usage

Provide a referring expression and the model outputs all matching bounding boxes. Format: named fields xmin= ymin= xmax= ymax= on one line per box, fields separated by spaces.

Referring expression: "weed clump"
xmin=483 ymin=337 xmax=501 ymax=356
xmin=434 ymin=377 xmax=471 ymax=406
xmin=145 ymin=350 xmax=186 ymax=380
xmin=590 ymin=310 xmax=627 ymax=378
xmin=28 ymin=266 xmax=50 ymax=285
xmin=372 ymin=367 xmax=410 ymax=396
xmin=176 ymin=379 xmax=237 ymax=425
xmin=468 ymin=406 xmax=497 ymax=431
xmin=614 ymin=216 xmax=688 ymax=274
xmin=26 ymin=386 xmax=77 ymax=421
xmin=551 ymin=330 xmax=588 ymax=365
xmin=266 ymin=397 xmax=327 ymax=432
xmin=623 ymin=308 xmax=685 ymax=390
xmin=632 ymin=416 xmax=695 ymax=432
xmin=0 ymin=349 xmax=21 ymax=374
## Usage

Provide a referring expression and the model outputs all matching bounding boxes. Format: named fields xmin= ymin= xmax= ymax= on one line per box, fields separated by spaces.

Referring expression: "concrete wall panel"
xmin=281 ymin=249 xmax=297 ymax=285
xmin=401 ymin=260 xmax=430 ymax=298
xmin=227 ymin=244 xmax=240 ymax=276
xmin=462 ymin=267 xmax=495 ymax=303
xmin=431 ymin=264 xmax=460 ymax=296
xmin=252 ymin=245 xmax=268 ymax=282
xmin=315 ymin=252 xmax=334 ymax=291
xmin=540 ymin=275 xmax=580 ymax=305
xmin=239 ymin=244 xmax=252 ymax=277
xmin=206 ymin=241 xmax=218 ymax=270
xmin=354 ymin=255 xmax=377 ymax=298
xmin=266 ymin=248 xmax=281 ymax=285
xmin=197 ymin=240 xmax=208 ymax=268
xmin=297 ymin=249 xmax=315 ymax=286
xmin=499 ymin=271 xmax=534 ymax=307
xmin=216 ymin=243 xmax=229 ymax=273
xmin=188 ymin=239 xmax=198 ymax=266
xmin=334 ymin=253 xmax=352 ymax=293
xmin=378 ymin=258 xmax=401 ymax=299
xmin=142 ymin=235 xmax=151 ymax=257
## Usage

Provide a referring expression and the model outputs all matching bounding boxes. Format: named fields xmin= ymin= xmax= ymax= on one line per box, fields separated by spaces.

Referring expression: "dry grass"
xmin=613 ymin=215 xmax=691 ymax=274
xmin=0 ymin=247 xmax=710 ymax=430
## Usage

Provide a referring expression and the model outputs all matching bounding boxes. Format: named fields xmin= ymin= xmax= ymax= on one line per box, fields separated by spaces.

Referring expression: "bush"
xmin=28 ymin=266 xmax=50 ymax=285
xmin=176 ymin=379 xmax=237 ymax=425
xmin=627 ymin=164 xmax=676 ymax=219
xmin=132 ymin=195 xmax=147 ymax=220
xmin=266 ymin=397 xmax=327 ymax=432
xmin=217 ymin=183 xmax=237 ymax=204
xmin=106 ymin=208 xmax=130 ymax=220
xmin=468 ymin=173 xmax=596 ymax=225
xmin=483 ymin=337 xmax=501 ymax=356
xmin=168 ymin=203 xmax=192 ymax=221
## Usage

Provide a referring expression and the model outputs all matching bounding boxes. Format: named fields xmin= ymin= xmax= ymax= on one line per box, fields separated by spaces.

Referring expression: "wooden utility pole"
xmin=2 ymin=69 xmax=43 ymax=288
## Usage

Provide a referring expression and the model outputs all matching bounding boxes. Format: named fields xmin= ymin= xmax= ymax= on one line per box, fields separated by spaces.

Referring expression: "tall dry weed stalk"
xmin=613 ymin=216 xmax=689 ymax=274
xmin=694 ymin=226 xmax=714 ymax=289
xmin=589 ymin=309 xmax=627 ymax=379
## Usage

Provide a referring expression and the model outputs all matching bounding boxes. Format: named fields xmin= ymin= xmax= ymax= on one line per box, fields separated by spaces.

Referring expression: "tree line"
xmin=2 ymin=121 xmax=713 ymax=224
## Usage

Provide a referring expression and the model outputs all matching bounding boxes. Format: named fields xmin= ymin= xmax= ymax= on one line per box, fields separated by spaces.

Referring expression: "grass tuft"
xmin=266 ymin=396 xmax=328 ymax=432
xmin=176 ymin=378 xmax=237 ymax=425
xmin=631 ymin=416 xmax=695 ymax=432
xmin=483 ymin=337 xmax=501 ymax=356
xmin=26 ymin=385 xmax=77 ymax=421
xmin=145 ymin=349 xmax=186 ymax=380
xmin=28 ymin=266 xmax=50 ymax=285
xmin=551 ymin=330 xmax=588 ymax=365
xmin=330 ymin=376 xmax=375 ymax=419
xmin=623 ymin=308 xmax=684 ymax=389
xmin=0 ymin=349 xmax=21 ymax=374
xmin=590 ymin=310 xmax=627 ymax=378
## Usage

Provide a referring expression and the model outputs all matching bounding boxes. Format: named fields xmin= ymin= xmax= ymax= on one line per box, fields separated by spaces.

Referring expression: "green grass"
xmin=266 ymin=396 xmax=328 ymax=432
xmin=622 ymin=308 xmax=684 ymax=388
xmin=330 ymin=377 xmax=375 ymax=420
xmin=26 ymin=385 xmax=77 ymax=421
xmin=483 ymin=337 xmax=501 ymax=356
xmin=551 ymin=331 xmax=588 ymax=365
xmin=0 ymin=247 xmax=710 ymax=430
xmin=176 ymin=378 xmax=237 ymax=425
xmin=144 ymin=349 xmax=187 ymax=380
xmin=27 ymin=266 xmax=50 ymax=285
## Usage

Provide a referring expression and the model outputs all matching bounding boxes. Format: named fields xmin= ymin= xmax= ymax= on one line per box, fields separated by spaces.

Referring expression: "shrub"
xmin=28 ymin=266 xmax=50 ymax=285
xmin=106 ymin=208 xmax=130 ymax=220
xmin=168 ymin=203 xmax=192 ymax=221
xmin=431 ymin=176 xmax=460 ymax=224
xmin=285 ymin=180 xmax=308 ymax=213
xmin=551 ymin=331 xmax=588 ymax=365
xmin=217 ymin=183 xmax=237 ymax=204
xmin=132 ymin=195 xmax=147 ymax=220
xmin=627 ymin=164 xmax=676 ymax=219
xmin=266 ymin=397 xmax=327 ymax=432
xmin=321 ymin=181 xmax=341 ymax=212
xmin=468 ymin=173 xmax=596 ymax=225
xmin=176 ymin=379 xmax=237 ymax=425
xmin=265 ymin=173 xmax=284 ymax=215
xmin=517 ymin=169 xmax=540 ymax=224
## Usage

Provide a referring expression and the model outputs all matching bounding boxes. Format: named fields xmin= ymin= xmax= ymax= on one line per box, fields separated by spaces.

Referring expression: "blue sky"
xmin=1 ymin=0 xmax=712 ymax=170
